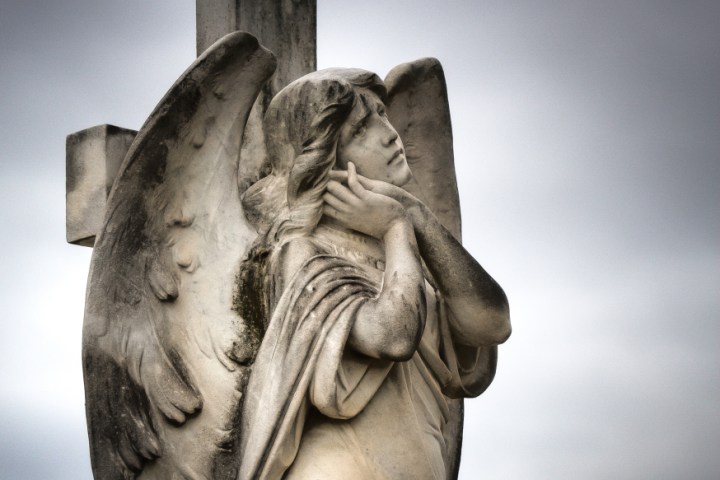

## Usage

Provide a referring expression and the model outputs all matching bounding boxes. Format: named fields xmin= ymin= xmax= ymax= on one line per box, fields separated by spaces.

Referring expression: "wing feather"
xmin=385 ymin=57 xmax=462 ymax=240
xmin=83 ymin=32 xmax=276 ymax=479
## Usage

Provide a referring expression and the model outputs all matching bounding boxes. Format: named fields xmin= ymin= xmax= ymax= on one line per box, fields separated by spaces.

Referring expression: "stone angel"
xmin=82 ymin=32 xmax=510 ymax=480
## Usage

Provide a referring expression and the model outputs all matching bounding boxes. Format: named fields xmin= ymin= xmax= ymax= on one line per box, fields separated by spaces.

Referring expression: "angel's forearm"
xmin=348 ymin=219 xmax=426 ymax=361
xmin=407 ymin=202 xmax=511 ymax=346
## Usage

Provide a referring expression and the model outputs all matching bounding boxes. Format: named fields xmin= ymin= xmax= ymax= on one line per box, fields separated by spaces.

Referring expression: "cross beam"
xmin=66 ymin=0 xmax=316 ymax=246
xmin=197 ymin=0 xmax=316 ymax=92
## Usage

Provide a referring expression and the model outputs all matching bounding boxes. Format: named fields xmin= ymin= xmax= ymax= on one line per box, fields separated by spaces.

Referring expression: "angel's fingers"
xmin=356 ymin=175 xmax=382 ymax=192
xmin=347 ymin=162 xmax=367 ymax=197
xmin=323 ymin=192 xmax=351 ymax=213
xmin=329 ymin=169 xmax=348 ymax=183
xmin=323 ymin=204 xmax=349 ymax=223
xmin=326 ymin=180 xmax=360 ymax=205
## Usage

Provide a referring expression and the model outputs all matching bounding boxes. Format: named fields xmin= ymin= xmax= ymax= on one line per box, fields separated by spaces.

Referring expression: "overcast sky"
xmin=1 ymin=1 xmax=718 ymax=479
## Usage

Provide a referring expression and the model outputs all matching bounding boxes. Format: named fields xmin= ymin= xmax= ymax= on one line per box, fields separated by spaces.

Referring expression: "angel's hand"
xmin=329 ymin=168 xmax=431 ymax=229
xmin=329 ymin=168 xmax=428 ymax=218
xmin=323 ymin=162 xmax=409 ymax=239
xmin=330 ymin=168 xmax=411 ymax=204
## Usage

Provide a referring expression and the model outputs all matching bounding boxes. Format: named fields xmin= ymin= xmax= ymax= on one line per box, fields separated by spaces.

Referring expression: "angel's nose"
xmin=382 ymin=126 xmax=399 ymax=147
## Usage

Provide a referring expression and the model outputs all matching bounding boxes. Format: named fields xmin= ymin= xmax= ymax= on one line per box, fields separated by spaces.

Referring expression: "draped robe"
xmin=239 ymin=236 xmax=497 ymax=480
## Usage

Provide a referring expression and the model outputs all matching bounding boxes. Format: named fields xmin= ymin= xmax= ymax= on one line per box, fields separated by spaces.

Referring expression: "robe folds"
xmin=238 ymin=241 xmax=497 ymax=480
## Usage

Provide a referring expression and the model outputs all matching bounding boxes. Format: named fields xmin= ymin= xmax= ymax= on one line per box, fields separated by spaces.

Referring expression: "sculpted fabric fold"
xmin=239 ymin=254 xmax=384 ymax=479
xmin=238 ymin=244 xmax=497 ymax=479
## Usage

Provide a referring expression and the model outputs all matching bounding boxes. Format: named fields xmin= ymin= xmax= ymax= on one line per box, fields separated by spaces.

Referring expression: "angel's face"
xmin=336 ymin=92 xmax=412 ymax=186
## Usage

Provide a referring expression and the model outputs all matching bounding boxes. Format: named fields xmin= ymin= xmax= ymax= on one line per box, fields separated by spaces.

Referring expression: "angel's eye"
xmin=353 ymin=122 xmax=367 ymax=137
xmin=377 ymin=105 xmax=386 ymax=116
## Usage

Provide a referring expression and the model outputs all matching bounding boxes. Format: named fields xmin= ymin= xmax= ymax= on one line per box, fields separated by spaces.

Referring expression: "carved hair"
xmin=242 ymin=68 xmax=386 ymax=243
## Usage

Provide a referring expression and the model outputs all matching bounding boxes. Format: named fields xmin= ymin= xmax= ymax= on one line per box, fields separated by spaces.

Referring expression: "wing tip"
xmin=385 ymin=57 xmax=445 ymax=95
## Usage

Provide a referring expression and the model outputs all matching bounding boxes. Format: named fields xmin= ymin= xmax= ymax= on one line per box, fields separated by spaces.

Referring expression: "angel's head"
xmin=242 ymin=68 xmax=411 ymax=240
xmin=334 ymin=85 xmax=411 ymax=187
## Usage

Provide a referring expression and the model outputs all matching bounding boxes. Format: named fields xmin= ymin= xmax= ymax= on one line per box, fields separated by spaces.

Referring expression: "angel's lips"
xmin=388 ymin=149 xmax=404 ymax=165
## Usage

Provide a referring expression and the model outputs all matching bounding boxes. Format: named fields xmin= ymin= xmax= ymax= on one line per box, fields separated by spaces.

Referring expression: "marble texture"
xmin=82 ymin=32 xmax=276 ymax=479
xmin=78 ymin=25 xmax=509 ymax=480
xmin=65 ymin=125 xmax=136 ymax=246
xmin=66 ymin=2 xmax=317 ymax=248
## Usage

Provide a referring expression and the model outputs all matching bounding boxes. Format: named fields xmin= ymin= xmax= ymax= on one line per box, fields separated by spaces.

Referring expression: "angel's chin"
xmin=390 ymin=165 xmax=413 ymax=187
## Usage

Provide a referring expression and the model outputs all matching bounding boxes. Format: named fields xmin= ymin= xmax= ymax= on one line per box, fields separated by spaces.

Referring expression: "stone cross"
xmin=66 ymin=0 xmax=317 ymax=246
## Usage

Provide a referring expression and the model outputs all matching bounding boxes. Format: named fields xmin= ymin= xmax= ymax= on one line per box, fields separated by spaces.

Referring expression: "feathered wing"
xmin=385 ymin=58 xmax=498 ymax=480
xmin=82 ymin=32 xmax=276 ymax=480
xmin=385 ymin=57 xmax=462 ymax=239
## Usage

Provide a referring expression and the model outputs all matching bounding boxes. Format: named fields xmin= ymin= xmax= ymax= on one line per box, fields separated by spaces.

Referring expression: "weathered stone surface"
xmin=386 ymin=57 xmax=461 ymax=240
xmin=236 ymin=67 xmax=505 ymax=480
xmin=77 ymin=3 xmax=510 ymax=480
xmin=65 ymin=3 xmax=317 ymax=249
xmin=83 ymin=32 xmax=276 ymax=480
xmin=82 ymin=48 xmax=510 ymax=478
xmin=237 ymin=0 xmax=316 ymax=194
xmin=385 ymin=57 xmax=466 ymax=479
xmin=196 ymin=0 xmax=316 ymax=86
xmin=196 ymin=0 xmax=317 ymax=196
xmin=196 ymin=0 xmax=238 ymax=56
xmin=66 ymin=124 xmax=136 ymax=246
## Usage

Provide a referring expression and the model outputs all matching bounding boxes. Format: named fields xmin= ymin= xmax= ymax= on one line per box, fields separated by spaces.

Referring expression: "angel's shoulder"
xmin=274 ymin=236 xmax=327 ymax=281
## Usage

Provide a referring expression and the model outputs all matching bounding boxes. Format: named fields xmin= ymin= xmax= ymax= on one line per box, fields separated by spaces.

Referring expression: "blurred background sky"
xmin=1 ymin=1 xmax=718 ymax=478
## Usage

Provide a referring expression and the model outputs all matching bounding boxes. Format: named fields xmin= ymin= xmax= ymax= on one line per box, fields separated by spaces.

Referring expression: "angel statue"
xmin=82 ymin=32 xmax=510 ymax=480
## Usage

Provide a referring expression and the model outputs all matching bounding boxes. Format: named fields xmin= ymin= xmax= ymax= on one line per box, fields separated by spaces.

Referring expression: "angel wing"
xmin=385 ymin=58 xmax=498 ymax=480
xmin=82 ymin=32 xmax=276 ymax=479
xmin=385 ymin=58 xmax=462 ymax=240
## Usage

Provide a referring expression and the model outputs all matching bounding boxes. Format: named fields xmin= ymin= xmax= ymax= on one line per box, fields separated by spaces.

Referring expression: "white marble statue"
xmin=82 ymin=32 xmax=510 ymax=480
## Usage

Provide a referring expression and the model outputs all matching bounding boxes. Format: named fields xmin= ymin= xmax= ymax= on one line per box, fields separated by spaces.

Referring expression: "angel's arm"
xmin=320 ymin=164 xmax=427 ymax=361
xmin=331 ymin=171 xmax=510 ymax=347
xmin=278 ymin=224 xmax=426 ymax=363
xmin=407 ymin=199 xmax=510 ymax=346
